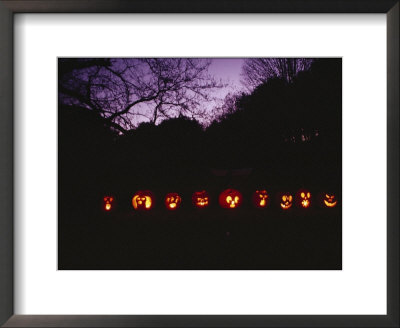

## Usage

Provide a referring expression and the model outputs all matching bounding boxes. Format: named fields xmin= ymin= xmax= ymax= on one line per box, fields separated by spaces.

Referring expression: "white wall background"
xmin=14 ymin=14 xmax=386 ymax=315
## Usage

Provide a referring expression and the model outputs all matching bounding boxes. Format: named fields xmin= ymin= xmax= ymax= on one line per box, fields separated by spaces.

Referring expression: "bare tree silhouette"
xmin=213 ymin=92 xmax=245 ymax=122
xmin=59 ymin=58 xmax=222 ymax=133
xmin=241 ymin=58 xmax=313 ymax=89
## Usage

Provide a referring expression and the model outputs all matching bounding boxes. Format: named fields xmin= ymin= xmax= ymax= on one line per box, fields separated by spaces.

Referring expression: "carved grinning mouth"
xmin=324 ymin=194 xmax=337 ymax=207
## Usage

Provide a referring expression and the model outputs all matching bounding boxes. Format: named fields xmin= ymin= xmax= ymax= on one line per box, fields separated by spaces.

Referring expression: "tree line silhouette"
xmin=58 ymin=58 xmax=342 ymax=270
xmin=59 ymin=58 xmax=341 ymax=216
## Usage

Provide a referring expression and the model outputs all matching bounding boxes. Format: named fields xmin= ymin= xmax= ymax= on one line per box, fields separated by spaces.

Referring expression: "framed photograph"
xmin=1 ymin=1 xmax=398 ymax=327
xmin=58 ymin=56 xmax=342 ymax=271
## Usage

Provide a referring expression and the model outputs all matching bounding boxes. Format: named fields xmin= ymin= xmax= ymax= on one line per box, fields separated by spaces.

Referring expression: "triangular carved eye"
xmin=103 ymin=196 xmax=114 ymax=211
xmin=324 ymin=193 xmax=338 ymax=208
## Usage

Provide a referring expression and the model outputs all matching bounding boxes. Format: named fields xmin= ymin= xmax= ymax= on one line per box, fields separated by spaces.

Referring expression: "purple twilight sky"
xmin=208 ymin=58 xmax=245 ymax=97
xmin=60 ymin=58 xmax=249 ymax=128
xmin=195 ymin=58 xmax=246 ymax=123
xmin=209 ymin=58 xmax=244 ymax=89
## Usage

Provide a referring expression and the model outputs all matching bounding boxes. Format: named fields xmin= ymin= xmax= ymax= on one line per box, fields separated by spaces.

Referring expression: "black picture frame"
xmin=0 ymin=1 xmax=398 ymax=327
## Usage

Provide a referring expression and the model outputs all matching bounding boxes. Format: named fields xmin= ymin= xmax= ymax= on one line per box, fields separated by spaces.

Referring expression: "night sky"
xmin=206 ymin=58 xmax=245 ymax=116
xmin=208 ymin=58 xmax=244 ymax=93
xmin=59 ymin=57 xmax=342 ymax=270
xmin=59 ymin=57 xmax=247 ymax=128
xmin=58 ymin=57 xmax=314 ymax=127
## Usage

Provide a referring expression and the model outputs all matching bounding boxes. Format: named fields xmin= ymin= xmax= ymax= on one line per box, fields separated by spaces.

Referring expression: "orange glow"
xmin=226 ymin=195 xmax=240 ymax=208
xmin=165 ymin=193 xmax=182 ymax=210
xmin=197 ymin=198 xmax=208 ymax=206
xmin=103 ymin=196 xmax=114 ymax=212
xmin=280 ymin=194 xmax=293 ymax=210
xmin=132 ymin=191 xmax=153 ymax=210
xmin=324 ymin=194 xmax=338 ymax=207
xmin=253 ymin=190 xmax=269 ymax=208
xmin=219 ymin=189 xmax=242 ymax=209
xmin=192 ymin=191 xmax=210 ymax=208
xmin=298 ymin=190 xmax=311 ymax=208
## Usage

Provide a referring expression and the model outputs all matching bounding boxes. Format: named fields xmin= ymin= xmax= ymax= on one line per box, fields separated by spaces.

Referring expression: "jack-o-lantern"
xmin=132 ymin=190 xmax=153 ymax=210
xmin=279 ymin=193 xmax=293 ymax=210
xmin=252 ymin=190 xmax=270 ymax=208
xmin=219 ymin=189 xmax=242 ymax=209
xmin=297 ymin=190 xmax=311 ymax=208
xmin=165 ymin=193 xmax=182 ymax=210
xmin=323 ymin=193 xmax=338 ymax=208
xmin=103 ymin=196 xmax=114 ymax=211
xmin=192 ymin=190 xmax=210 ymax=208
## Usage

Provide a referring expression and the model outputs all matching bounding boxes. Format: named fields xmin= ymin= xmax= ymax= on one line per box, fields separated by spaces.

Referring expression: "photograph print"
xmin=58 ymin=58 xmax=342 ymax=270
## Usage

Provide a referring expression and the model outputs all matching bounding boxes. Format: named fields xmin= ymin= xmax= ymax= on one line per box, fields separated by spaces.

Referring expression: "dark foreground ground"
xmin=58 ymin=205 xmax=341 ymax=270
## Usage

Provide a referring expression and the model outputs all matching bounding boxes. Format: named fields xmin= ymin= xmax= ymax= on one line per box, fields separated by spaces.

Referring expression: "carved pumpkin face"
xmin=165 ymin=193 xmax=182 ymax=210
xmin=252 ymin=190 xmax=269 ymax=208
xmin=324 ymin=194 xmax=338 ymax=208
xmin=132 ymin=191 xmax=153 ymax=210
xmin=192 ymin=190 xmax=210 ymax=208
xmin=280 ymin=193 xmax=293 ymax=210
xmin=103 ymin=196 xmax=114 ymax=211
xmin=297 ymin=190 xmax=311 ymax=208
xmin=219 ymin=189 xmax=242 ymax=209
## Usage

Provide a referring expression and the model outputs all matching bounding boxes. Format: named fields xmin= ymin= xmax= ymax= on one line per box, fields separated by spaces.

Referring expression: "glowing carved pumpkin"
xmin=165 ymin=193 xmax=182 ymax=210
xmin=132 ymin=190 xmax=153 ymax=210
xmin=192 ymin=190 xmax=210 ymax=208
xmin=252 ymin=190 xmax=269 ymax=208
xmin=324 ymin=193 xmax=338 ymax=208
xmin=280 ymin=193 xmax=293 ymax=210
xmin=103 ymin=196 xmax=114 ymax=211
xmin=297 ymin=190 xmax=311 ymax=208
xmin=219 ymin=189 xmax=242 ymax=209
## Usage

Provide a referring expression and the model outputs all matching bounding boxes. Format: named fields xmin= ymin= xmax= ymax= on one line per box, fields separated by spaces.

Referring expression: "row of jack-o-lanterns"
xmin=102 ymin=189 xmax=339 ymax=212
